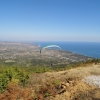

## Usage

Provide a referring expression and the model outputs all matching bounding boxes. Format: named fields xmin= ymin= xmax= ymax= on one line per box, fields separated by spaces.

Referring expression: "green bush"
xmin=0 ymin=74 xmax=10 ymax=93
xmin=32 ymin=67 xmax=50 ymax=73
xmin=0 ymin=67 xmax=29 ymax=93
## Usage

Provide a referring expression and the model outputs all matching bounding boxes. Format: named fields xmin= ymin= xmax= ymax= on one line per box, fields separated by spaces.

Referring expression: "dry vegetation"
xmin=28 ymin=63 xmax=100 ymax=100
xmin=1 ymin=63 xmax=100 ymax=100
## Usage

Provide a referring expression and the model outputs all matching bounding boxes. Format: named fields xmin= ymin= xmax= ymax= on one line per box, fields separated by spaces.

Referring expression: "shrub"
xmin=32 ymin=67 xmax=50 ymax=73
xmin=0 ymin=74 xmax=10 ymax=93
xmin=0 ymin=67 xmax=29 ymax=93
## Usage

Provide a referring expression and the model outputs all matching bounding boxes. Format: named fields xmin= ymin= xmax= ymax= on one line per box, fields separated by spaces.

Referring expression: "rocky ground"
xmin=30 ymin=63 xmax=100 ymax=100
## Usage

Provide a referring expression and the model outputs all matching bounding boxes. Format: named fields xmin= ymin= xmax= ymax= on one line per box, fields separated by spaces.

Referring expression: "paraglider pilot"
xmin=40 ymin=50 xmax=41 ymax=54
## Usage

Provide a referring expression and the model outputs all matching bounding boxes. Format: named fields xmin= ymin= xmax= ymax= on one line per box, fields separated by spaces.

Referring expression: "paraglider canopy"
xmin=40 ymin=45 xmax=61 ymax=53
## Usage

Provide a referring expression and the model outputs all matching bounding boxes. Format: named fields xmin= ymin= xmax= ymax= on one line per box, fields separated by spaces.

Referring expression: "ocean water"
xmin=33 ymin=41 xmax=100 ymax=58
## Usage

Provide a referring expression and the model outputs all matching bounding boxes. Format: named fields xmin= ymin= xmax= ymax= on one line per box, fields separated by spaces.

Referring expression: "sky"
xmin=0 ymin=0 xmax=100 ymax=42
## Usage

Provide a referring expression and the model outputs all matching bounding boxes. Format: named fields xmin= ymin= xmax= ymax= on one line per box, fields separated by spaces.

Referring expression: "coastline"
xmin=32 ymin=41 xmax=100 ymax=58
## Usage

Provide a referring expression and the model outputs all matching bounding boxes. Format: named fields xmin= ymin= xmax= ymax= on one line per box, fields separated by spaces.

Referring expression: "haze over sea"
xmin=33 ymin=41 xmax=100 ymax=59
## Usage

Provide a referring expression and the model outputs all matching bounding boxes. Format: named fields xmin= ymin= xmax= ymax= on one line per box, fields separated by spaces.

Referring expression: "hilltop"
xmin=1 ymin=63 xmax=100 ymax=100
xmin=30 ymin=63 xmax=100 ymax=100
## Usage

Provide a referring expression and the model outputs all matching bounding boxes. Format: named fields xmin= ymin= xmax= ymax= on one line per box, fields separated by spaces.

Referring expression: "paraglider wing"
xmin=40 ymin=45 xmax=61 ymax=53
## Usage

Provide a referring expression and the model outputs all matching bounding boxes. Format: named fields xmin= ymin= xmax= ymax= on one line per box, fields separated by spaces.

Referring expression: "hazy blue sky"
xmin=0 ymin=0 xmax=100 ymax=42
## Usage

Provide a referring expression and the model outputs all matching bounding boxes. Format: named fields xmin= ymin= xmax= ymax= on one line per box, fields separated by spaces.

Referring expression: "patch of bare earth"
xmin=30 ymin=63 xmax=100 ymax=100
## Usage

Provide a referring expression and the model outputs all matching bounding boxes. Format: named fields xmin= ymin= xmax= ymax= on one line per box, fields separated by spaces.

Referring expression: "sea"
xmin=33 ymin=41 xmax=100 ymax=59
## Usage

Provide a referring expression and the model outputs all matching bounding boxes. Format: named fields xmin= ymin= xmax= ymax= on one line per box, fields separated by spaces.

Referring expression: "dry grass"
xmin=30 ymin=63 xmax=100 ymax=100
xmin=1 ymin=63 xmax=100 ymax=100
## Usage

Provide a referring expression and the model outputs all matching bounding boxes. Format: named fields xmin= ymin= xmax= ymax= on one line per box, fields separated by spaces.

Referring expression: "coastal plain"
xmin=0 ymin=42 xmax=93 ymax=67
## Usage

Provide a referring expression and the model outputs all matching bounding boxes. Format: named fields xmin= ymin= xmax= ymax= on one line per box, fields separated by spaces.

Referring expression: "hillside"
xmin=1 ymin=63 xmax=100 ymax=100
xmin=27 ymin=63 xmax=100 ymax=100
